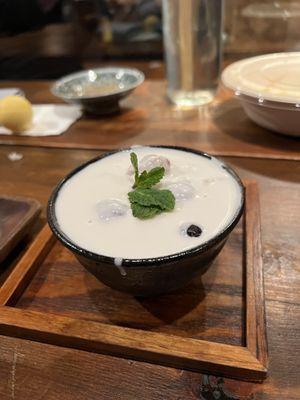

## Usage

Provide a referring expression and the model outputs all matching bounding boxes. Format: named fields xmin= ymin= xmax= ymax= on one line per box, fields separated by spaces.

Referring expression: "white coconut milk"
xmin=55 ymin=147 xmax=243 ymax=259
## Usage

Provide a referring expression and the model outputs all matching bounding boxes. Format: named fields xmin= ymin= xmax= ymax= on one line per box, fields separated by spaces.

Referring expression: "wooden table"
xmin=1 ymin=78 xmax=300 ymax=160
xmin=0 ymin=63 xmax=299 ymax=399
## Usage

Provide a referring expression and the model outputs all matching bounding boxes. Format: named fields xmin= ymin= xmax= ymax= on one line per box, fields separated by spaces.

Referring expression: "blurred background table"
xmin=1 ymin=71 xmax=300 ymax=160
xmin=1 ymin=0 xmax=300 ymax=79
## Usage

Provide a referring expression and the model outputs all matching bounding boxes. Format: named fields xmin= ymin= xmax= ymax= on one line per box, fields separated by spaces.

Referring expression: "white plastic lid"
xmin=222 ymin=53 xmax=300 ymax=107
xmin=242 ymin=2 xmax=300 ymax=19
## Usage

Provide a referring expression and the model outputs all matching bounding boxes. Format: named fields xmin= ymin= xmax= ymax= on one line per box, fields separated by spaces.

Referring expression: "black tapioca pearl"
xmin=187 ymin=224 xmax=202 ymax=237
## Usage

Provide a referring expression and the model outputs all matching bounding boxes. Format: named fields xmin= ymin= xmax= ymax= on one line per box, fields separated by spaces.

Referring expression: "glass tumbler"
xmin=162 ymin=0 xmax=223 ymax=107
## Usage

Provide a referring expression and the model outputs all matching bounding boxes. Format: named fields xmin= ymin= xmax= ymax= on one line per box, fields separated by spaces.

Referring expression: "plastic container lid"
xmin=242 ymin=2 xmax=300 ymax=19
xmin=222 ymin=52 xmax=300 ymax=110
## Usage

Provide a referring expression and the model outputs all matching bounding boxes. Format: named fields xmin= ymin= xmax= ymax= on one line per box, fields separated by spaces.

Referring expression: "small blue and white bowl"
xmin=51 ymin=67 xmax=144 ymax=115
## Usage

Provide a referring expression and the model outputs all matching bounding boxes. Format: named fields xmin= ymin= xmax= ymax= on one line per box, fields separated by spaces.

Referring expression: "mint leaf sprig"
xmin=128 ymin=152 xmax=175 ymax=219
xmin=130 ymin=152 xmax=165 ymax=189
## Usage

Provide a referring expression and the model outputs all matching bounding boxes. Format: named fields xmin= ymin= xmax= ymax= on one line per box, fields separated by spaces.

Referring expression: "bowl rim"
xmin=51 ymin=67 xmax=145 ymax=101
xmin=236 ymin=92 xmax=300 ymax=111
xmin=221 ymin=52 xmax=300 ymax=106
xmin=47 ymin=146 xmax=245 ymax=267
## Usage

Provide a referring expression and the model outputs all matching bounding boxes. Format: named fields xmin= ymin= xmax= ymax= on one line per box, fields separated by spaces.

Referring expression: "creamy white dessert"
xmin=55 ymin=147 xmax=243 ymax=259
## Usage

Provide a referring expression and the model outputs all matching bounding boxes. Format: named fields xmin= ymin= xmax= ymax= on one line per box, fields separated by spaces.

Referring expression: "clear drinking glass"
xmin=162 ymin=0 xmax=223 ymax=107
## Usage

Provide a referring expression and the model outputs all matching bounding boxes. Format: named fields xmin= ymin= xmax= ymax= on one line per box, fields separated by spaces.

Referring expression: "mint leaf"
xmin=136 ymin=170 xmax=147 ymax=188
xmin=154 ymin=189 xmax=175 ymax=211
xmin=130 ymin=152 xmax=139 ymax=187
xmin=131 ymin=203 xmax=162 ymax=219
xmin=128 ymin=153 xmax=176 ymax=220
xmin=137 ymin=167 xmax=165 ymax=189
xmin=128 ymin=188 xmax=175 ymax=211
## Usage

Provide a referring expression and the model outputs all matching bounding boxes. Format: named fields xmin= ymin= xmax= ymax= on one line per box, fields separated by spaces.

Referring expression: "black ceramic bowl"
xmin=47 ymin=146 xmax=244 ymax=297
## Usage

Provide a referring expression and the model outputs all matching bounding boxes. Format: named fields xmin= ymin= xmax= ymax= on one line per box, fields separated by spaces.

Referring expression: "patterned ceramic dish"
xmin=51 ymin=67 xmax=144 ymax=115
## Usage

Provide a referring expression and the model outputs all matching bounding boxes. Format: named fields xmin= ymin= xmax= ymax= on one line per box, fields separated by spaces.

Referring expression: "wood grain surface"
xmin=0 ymin=306 xmax=266 ymax=382
xmin=1 ymin=80 xmax=300 ymax=161
xmin=0 ymin=182 xmax=267 ymax=381
xmin=0 ymin=196 xmax=40 ymax=263
xmin=244 ymin=182 xmax=268 ymax=372
xmin=0 ymin=108 xmax=299 ymax=397
xmin=0 ymin=225 xmax=55 ymax=306
xmin=15 ymin=224 xmax=244 ymax=346
xmin=0 ymin=334 xmax=271 ymax=400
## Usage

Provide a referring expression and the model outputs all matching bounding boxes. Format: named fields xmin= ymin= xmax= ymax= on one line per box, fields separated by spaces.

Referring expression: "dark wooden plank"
xmin=0 ymin=81 xmax=299 ymax=161
xmin=0 ymin=301 xmax=298 ymax=400
xmin=0 ymin=226 xmax=55 ymax=306
xmin=0 ymin=333 xmax=272 ymax=400
xmin=245 ymin=182 xmax=268 ymax=368
xmin=0 ymin=196 xmax=40 ymax=263
xmin=0 ymin=306 xmax=266 ymax=382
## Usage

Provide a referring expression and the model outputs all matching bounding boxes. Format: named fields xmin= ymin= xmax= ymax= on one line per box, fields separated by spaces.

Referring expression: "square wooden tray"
xmin=0 ymin=181 xmax=267 ymax=381
xmin=0 ymin=195 xmax=40 ymax=263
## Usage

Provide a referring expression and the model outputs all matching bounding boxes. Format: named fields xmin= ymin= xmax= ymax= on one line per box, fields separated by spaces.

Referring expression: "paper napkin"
xmin=0 ymin=104 xmax=82 ymax=137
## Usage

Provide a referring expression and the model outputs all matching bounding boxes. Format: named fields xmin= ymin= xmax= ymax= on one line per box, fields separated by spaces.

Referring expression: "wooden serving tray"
xmin=0 ymin=195 xmax=41 ymax=263
xmin=0 ymin=181 xmax=267 ymax=381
